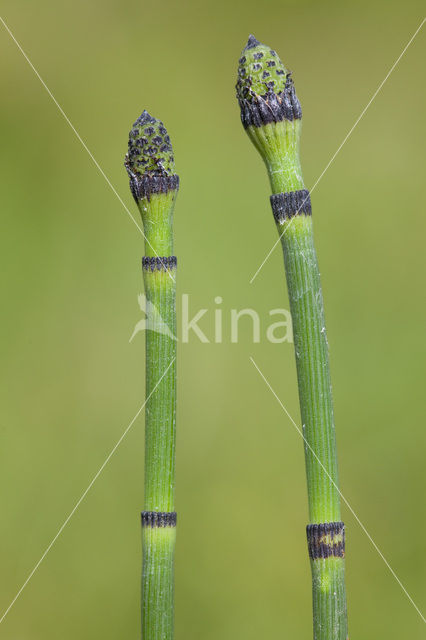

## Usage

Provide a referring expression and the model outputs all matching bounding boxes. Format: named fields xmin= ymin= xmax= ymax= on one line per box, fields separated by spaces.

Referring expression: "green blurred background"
xmin=0 ymin=0 xmax=425 ymax=637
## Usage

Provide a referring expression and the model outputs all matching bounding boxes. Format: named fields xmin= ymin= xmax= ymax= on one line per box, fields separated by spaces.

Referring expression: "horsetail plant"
xmin=236 ymin=36 xmax=348 ymax=640
xmin=125 ymin=110 xmax=178 ymax=640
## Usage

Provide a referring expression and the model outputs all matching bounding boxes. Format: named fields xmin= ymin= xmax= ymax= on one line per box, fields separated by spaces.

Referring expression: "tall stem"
xmin=236 ymin=36 xmax=348 ymax=639
xmin=125 ymin=111 xmax=179 ymax=640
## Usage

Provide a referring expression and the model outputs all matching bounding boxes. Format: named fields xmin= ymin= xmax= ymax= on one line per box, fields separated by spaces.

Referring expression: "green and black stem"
xmin=236 ymin=36 xmax=348 ymax=640
xmin=125 ymin=111 xmax=178 ymax=640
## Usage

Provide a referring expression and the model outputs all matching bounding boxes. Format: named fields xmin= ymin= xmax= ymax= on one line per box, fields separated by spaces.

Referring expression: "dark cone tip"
xmin=134 ymin=110 xmax=157 ymax=127
xmin=245 ymin=34 xmax=260 ymax=49
xmin=125 ymin=110 xmax=179 ymax=200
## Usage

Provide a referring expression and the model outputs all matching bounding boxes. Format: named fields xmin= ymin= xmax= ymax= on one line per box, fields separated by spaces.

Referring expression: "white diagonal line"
xmin=249 ymin=17 xmax=425 ymax=284
xmin=250 ymin=356 xmax=425 ymax=624
xmin=0 ymin=357 xmax=175 ymax=626
xmin=0 ymin=16 xmax=176 ymax=282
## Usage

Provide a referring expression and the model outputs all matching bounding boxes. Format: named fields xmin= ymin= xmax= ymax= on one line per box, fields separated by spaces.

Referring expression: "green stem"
xmin=273 ymin=201 xmax=340 ymax=523
xmin=141 ymin=514 xmax=177 ymax=640
xmin=143 ymin=261 xmax=177 ymax=512
xmin=273 ymin=188 xmax=347 ymax=640
xmin=125 ymin=111 xmax=179 ymax=640
xmin=237 ymin=37 xmax=348 ymax=640
xmin=140 ymin=253 xmax=177 ymax=640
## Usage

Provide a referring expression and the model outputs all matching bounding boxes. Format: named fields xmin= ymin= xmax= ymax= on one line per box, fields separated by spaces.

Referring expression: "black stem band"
xmin=142 ymin=256 xmax=177 ymax=272
xmin=270 ymin=189 xmax=311 ymax=223
xmin=141 ymin=511 xmax=177 ymax=528
xmin=129 ymin=173 xmax=179 ymax=202
xmin=306 ymin=522 xmax=345 ymax=559
xmin=239 ymin=87 xmax=302 ymax=128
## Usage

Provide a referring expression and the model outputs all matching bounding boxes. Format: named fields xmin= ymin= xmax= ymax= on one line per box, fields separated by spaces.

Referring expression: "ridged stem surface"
xmin=271 ymin=163 xmax=347 ymax=640
xmin=270 ymin=157 xmax=347 ymax=640
xmin=276 ymin=213 xmax=340 ymax=522
xmin=310 ymin=556 xmax=347 ymax=640
xmin=142 ymin=266 xmax=177 ymax=512
xmin=142 ymin=525 xmax=176 ymax=640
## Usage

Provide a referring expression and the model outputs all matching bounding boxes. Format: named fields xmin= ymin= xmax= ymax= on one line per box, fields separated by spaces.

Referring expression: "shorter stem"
xmin=125 ymin=110 xmax=179 ymax=640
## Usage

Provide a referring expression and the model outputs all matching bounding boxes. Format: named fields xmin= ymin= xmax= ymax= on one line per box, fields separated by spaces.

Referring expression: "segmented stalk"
xmin=236 ymin=36 xmax=348 ymax=640
xmin=125 ymin=111 xmax=179 ymax=640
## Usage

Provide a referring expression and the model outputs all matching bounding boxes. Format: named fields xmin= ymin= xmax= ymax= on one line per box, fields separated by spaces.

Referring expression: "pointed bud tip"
xmin=133 ymin=109 xmax=156 ymax=128
xmin=245 ymin=34 xmax=260 ymax=50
